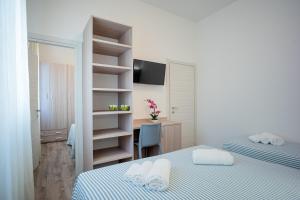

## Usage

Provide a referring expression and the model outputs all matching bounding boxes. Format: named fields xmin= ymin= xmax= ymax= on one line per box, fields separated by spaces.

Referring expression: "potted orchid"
xmin=146 ymin=99 xmax=161 ymax=122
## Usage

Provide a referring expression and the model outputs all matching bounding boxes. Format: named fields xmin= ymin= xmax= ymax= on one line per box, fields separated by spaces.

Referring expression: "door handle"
xmin=171 ymin=106 xmax=178 ymax=114
xmin=171 ymin=106 xmax=177 ymax=114
xmin=35 ymin=109 xmax=40 ymax=118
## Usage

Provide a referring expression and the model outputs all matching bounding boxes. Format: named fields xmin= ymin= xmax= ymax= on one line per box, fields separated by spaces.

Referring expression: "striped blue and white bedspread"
xmin=72 ymin=146 xmax=300 ymax=200
xmin=223 ymin=137 xmax=300 ymax=169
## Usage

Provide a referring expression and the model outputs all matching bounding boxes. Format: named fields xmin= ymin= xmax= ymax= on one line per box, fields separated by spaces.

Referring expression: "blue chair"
xmin=135 ymin=123 xmax=161 ymax=159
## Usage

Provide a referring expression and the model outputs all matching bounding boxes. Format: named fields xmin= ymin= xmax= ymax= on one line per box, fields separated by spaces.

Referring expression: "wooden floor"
xmin=34 ymin=142 xmax=75 ymax=200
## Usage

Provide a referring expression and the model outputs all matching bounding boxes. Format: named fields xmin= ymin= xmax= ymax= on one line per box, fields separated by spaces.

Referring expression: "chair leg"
xmin=138 ymin=146 xmax=142 ymax=159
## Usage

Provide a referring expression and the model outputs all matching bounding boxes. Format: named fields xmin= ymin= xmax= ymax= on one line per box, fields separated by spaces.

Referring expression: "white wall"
xmin=196 ymin=0 xmax=300 ymax=146
xmin=27 ymin=0 xmax=197 ymax=119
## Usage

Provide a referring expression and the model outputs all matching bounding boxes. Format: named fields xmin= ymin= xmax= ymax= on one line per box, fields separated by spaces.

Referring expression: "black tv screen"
xmin=133 ymin=59 xmax=166 ymax=85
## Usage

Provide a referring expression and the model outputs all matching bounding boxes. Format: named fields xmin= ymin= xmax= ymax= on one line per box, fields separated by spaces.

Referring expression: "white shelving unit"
xmin=82 ymin=16 xmax=133 ymax=170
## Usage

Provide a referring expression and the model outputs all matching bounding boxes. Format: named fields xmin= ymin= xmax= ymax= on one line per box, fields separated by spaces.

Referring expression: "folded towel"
xmin=192 ymin=148 xmax=234 ymax=165
xmin=123 ymin=163 xmax=141 ymax=182
xmin=248 ymin=134 xmax=261 ymax=143
xmin=145 ymin=159 xmax=171 ymax=191
xmin=249 ymin=132 xmax=284 ymax=146
xmin=132 ymin=161 xmax=153 ymax=186
xmin=262 ymin=132 xmax=285 ymax=146
xmin=259 ymin=134 xmax=271 ymax=144
xmin=249 ymin=134 xmax=271 ymax=144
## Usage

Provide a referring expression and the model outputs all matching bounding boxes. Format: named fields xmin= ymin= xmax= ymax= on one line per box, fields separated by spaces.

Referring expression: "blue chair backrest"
xmin=139 ymin=123 xmax=161 ymax=148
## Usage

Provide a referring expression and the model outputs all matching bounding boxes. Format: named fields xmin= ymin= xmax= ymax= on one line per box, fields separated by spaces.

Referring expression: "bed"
xmin=223 ymin=137 xmax=300 ymax=169
xmin=72 ymin=146 xmax=300 ymax=200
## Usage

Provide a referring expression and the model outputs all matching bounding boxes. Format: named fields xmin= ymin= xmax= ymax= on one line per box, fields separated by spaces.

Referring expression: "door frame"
xmin=28 ymin=33 xmax=83 ymax=175
xmin=167 ymin=59 xmax=197 ymax=146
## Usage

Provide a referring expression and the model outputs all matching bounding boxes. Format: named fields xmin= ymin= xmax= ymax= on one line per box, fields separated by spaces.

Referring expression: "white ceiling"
xmin=140 ymin=0 xmax=236 ymax=22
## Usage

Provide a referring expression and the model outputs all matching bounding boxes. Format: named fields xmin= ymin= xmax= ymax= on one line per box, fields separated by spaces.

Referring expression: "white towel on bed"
xmin=124 ymin=161 xmax=153 ymax=186
xmin=249 ymin=132 xmax=284 ymax=146
xmin=123 ymin=163 xmax=141 ymax=182
xmin=145 ymin=159 xmax=171 ymax=191
xmin=249 ymin=134 xmax=262 ymax=143
xmin=192 ymin=148 xmax=234 ymax=165
xmin=132 ymin=161 xmax=153 ymax=186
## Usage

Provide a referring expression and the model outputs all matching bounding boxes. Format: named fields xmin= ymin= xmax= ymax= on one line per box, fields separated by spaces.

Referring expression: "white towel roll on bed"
xmin=124 ymin=161 xmax=153 ymax=186
xmin=248 ymin=134 xmax=261 ymax=143
xmin=192 ymin=148 xmax=234 ymax=166
xmin=123 ymin=163 xmax=141 ymax=182
xmin=132 ymin=161 xmax=153 ymax=186
xmin=267 ymin=133 xmax=285 ymax=145
xmin=249 ymin=132 xmax=284 ymax=146
xmin=145 ymin=159 xmax=171 ymax=191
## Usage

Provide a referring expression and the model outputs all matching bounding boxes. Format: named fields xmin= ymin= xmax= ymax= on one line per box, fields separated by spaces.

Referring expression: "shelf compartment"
xmin=93 ymin=128 xmax=132 ymax=140
xmin=93 ymin=17 xmax=131 ymax=45
xmin=93 ymin=110 xmax=131 ymax=116
xmin=93 ymin=88 xmax=132 ymax=92
xmin=93 ymin=91 xmax=132 ymax=113
xmin=93 ymin=147 xmax=132 ymax=165
xmin=93 ymin=38 xmax=131 ymax=57
xmin=93 ymin=63 xmax=131 ymax=74
xmin=93 ymin=72 xmax=133 ymax=91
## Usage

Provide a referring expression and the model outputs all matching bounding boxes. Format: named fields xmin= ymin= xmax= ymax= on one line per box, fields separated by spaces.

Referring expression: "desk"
xmin=133 ymin=118 xmax=182 ymax=154
xmin=133 ymin=117 xmax=180 ymax=129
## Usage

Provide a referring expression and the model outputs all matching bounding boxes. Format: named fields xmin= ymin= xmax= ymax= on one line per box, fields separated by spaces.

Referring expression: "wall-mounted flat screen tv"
xmin=133 ymin=59 xmax=166 ymax=85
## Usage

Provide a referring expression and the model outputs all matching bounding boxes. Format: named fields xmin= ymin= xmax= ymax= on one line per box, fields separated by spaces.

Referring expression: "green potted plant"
xmin=119 ymin=105 xmax=130 ymax=111
xmin=108 ymin=105 xmax=118 ymax=111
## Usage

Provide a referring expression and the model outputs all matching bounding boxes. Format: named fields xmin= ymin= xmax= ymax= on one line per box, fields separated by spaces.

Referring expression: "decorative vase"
xmin=151 ymin=119 xmax=159 ymax=123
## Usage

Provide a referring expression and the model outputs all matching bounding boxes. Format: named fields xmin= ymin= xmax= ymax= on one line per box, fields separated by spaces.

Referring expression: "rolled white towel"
xmin=248 ymin=132 xmax=284 ymax=146
xmin=145 ymin=159 xmax=171 ymax=191
xmin=132 ymin=161 xmax=153 ymax=186
xmin=249 ymin=133 xmax=270 ymax=144
xmin=123 ymin=163 xmax=141 ymax=182
xmin=248 ymin=134 xmax=261 ymax=143
xmin=261 ymin=132 xmax=284 ymax=146
xmin=192 ymin=148 xmax=234 ymax=166
xmin=253 ymin=133 xmax=271 ymax=144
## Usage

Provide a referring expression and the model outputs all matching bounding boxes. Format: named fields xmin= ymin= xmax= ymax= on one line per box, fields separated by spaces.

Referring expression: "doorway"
xmin=169 ymin=61 xmax=196 ymax=148
xmin=28 ymin=41 xmax=76 ymax=200
xmin=38 ymin=44 xmax=75 ymax=143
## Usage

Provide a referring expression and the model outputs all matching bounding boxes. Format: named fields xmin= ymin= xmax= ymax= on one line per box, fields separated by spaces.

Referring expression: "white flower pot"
xmin=151 ymin=119 xmax=159 ymax=123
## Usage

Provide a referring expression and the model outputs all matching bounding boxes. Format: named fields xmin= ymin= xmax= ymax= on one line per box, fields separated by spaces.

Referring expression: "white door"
xmin=169 ymin=62 xmax=195 ymax=148
xmin=28 ymin=42 xmax=41 ymax=169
